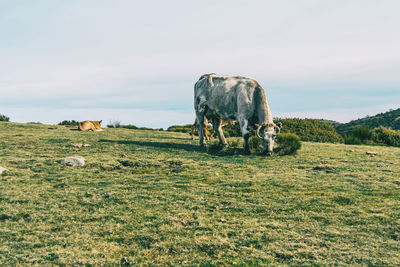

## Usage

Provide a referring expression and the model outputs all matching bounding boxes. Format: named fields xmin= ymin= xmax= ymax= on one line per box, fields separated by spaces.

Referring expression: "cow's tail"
xmin=78 ymin=122 xmax=83 ymax=131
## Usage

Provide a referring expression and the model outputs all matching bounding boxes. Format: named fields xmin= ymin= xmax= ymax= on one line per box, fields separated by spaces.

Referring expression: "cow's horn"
xmin=256 ymin=124 xmax=263 ymax=139
xmin=274 ymin=122 xmax=282 ymax=135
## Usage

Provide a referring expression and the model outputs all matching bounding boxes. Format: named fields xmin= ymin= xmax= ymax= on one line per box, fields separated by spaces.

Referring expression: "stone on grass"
xmin=60 ymin=156 xmax=85 ymax=167
xmin=72 ymin=143 xmax=83 ymax=148
xmin=366 ymin=151 xmax=378 ymax=156
xmin=314 ymin=164 xmax=335 ymax=171
xmin=0 ymin=166 xmax=7 ymax=175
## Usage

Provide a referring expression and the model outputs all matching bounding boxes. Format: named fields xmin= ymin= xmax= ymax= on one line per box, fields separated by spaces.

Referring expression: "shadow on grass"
xmin=99 ymin=139 xmax=203 ymax=153
xmin=97 ymin=139 xmax=278 ymax=157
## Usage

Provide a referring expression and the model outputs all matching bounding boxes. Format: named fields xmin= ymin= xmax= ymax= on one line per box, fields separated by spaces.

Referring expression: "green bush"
xmin=206 ymin=141 xmax=225 ymax=153
xmin=373 ymin=127 xmax=400 ymax=147
xmin=167 ymin=124 xmax=193 ymax=134
xmin=58 ymin=120 xmax=79 ymax=126
xmin=0 ymin=114 xmax=10 ymax=122
xmin=352 ymin=125 xmax=372 ymax=141
xmin=248 ymin=136 xmax=261 ymax=152
xmin=274 ymin=118 xmax=343 ymax=143
xmin=228 ymin=139 xmax=240 ymax=148
xmin=344 ymin=135 xmax=362 ymax=145
xmin=276 ymin=133 xmax=302 ymax=155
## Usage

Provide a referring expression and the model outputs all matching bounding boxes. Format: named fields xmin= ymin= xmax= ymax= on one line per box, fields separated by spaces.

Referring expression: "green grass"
xmin=0 ymin=121 xmax=399 ymax=265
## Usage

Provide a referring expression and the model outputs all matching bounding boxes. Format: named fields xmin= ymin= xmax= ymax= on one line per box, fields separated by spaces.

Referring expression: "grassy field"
xmin=0 ymin=121 xmax=399 ymax=265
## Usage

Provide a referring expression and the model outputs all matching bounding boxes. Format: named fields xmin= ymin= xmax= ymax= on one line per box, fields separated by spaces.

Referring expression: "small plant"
xmin=0 ymin=114 xmax=10 ymax=121
xmin=229 ymin=139 xmax=240 ymax=148
xmin=248 ymin=136 xmax=261 ymax=152
xmin=206 ymin=141 xmax=225 ymax=153
xmin=276 ymin=133 xmax=301 ymax=155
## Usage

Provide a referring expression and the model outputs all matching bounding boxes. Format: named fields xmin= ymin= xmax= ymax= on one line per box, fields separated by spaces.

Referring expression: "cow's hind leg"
xmin=196 ymin=113 xmax=206 ymax=147
xmin=203 ymin=120 xmax=210 ymax=141
xmin=213 ymin=118 xmax=228 ymax=146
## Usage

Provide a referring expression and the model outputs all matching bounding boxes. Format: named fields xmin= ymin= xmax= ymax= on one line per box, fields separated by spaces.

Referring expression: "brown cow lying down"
xmin=78 ymin=120 xmax=103 ymax=131
xmin=191 ymin=118 xmax=235 ymax=140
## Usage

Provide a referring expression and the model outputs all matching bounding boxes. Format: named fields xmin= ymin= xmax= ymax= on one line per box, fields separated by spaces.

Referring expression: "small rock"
xmin=120 ymin=257 xmax=131 ymax=266
xmin=0 ymin=166 xmax=7 ymax=175
xmin=219 ymin=218 xmax=227 ymax=223
xmin=83 ymin=144 xmax=91 ymax=147
xmin=366 ymin=151 xmax=378 ymax=156
xmin=314 ymin=164 xmax=335 ymax=171
xmin=60 ymin=156 xmax=85 ymax=167
xmin=72 ymin=143 xmax=83 ymax=148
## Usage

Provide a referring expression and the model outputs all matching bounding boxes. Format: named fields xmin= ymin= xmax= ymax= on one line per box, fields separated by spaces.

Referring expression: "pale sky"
xmin=1 ymin=0 xmax=399 ymax=128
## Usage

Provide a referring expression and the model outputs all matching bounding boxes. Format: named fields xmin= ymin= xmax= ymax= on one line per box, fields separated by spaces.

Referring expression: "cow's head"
xmin=256 ymin=122 xmax=282 ymax=155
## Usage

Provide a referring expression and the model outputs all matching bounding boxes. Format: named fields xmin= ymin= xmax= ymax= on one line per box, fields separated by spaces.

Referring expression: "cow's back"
xmin=196 ymin=75 xmax=258 ymax=120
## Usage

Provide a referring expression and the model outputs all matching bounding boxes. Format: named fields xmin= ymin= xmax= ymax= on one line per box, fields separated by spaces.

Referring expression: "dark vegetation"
xmin=344 ymin=125 xmax=400 ymax=147
xmin=274 ymin=118 xmax=343 ymax=143
xmin=0 ymin=114 xmax=10 ymax=122
xmin=335 ymin=108 xmax=400 ymax=135
xmin=58 ymin=120 xmax=79 ymax=126
xmin=335 ymin=109 xmax=400 ymax=147
xmin=276 ymin=133 xmax=302 ymax=155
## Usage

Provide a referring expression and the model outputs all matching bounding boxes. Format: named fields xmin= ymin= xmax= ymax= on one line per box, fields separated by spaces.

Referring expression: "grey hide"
xmin=194 ymin=74 xmax=281 ymax=155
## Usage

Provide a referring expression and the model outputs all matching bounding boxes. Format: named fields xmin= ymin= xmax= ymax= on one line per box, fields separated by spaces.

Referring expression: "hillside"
xmin=336 ymin=108 xmax=400 ymax=135
xmin=0 ymin=122 xmax=399 ymax=265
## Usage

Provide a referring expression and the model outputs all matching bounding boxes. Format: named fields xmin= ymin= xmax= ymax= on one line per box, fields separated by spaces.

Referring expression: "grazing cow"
xmin=191 ymin=117 xmax=235 ymax=141
xmin=78 ymin=120 xmax=103 ymax=132
xmin=194 ymin=73 xmax=281 ymax=155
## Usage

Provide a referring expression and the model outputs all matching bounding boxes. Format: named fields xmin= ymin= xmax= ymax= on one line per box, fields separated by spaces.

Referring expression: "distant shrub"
xmin=373 ymin=127 xmax=400 ymax=147
xmin=0 ymin=114 xmax=10 ymax=121
xmin=167 ymin=124 xmax=193 ymax=134
xmin=58 ymin=120 xmax=79 ymax=126
xmin=352 ymin=125 xmax=372 ymax=141
xmin=276 ymin=133 xmax=301 ymax=155
xmin=120 ymin=124 xmax=138 ymax=129
xmin=274 ymin=118 xmax=343 ymax=143
xmin=344 ymin=135 xmax=362 ymax=145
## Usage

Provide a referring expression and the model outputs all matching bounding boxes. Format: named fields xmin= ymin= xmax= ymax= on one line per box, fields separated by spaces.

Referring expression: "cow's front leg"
xmin=213 ymin=118 xmax=228 ymax=146
xmin=239 ymin=116 xmax=250 ymax=154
